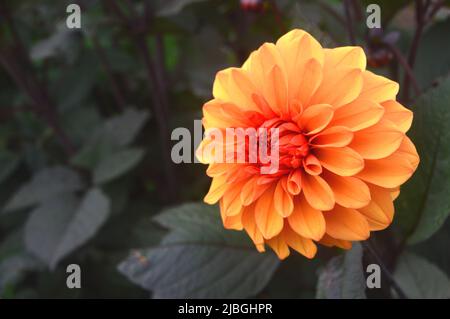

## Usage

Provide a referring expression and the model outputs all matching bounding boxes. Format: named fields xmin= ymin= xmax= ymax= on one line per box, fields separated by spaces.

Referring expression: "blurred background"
xmin=0 ymin=0 xmax=449 ymax=299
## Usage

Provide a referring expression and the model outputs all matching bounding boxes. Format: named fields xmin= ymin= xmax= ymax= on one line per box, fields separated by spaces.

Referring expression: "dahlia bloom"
xmin=197 ymin=29 xmax=419 ymax=259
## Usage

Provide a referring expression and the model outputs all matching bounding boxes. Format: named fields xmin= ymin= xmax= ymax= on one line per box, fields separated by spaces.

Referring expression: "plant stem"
xmin=343 ymin=0 xmax=356 ymax=45
xmin=268 ymin=0 xmax=287 ymax=34
xmin=385 ymin=43 xmax=421 ymax=96
xmin=92 ymin=36 xmax=126 ymax=111
xmin=105 ymin=0 xmax=178 ymax=200
xmin=0 ymin=4 xmax=75 ymax=156
xmin=402 ymin=0 xmax=443 ymax=101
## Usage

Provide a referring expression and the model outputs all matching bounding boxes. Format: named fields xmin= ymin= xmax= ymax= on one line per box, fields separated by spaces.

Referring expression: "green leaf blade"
xmin=118 ymin=202 xmax=280 ymax=298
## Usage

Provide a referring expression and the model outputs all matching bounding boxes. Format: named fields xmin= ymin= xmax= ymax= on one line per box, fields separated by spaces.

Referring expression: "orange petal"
xmin=247 ymin=43 xmax=286 ymax=116
xmin=274 ymin=177 xmax=294 ymax=217
xmin=324 ymin=47 xmax=367 ymax=71
xmin=212 ymin=69 xmax=233 ymax=102
xmin=396 ymin=136 xmax=420 ymax=170
xmin=297 ymin=58 xmax=323 ymax=107
xmin=220 ymin=200 xmax=243 ymax=230
xmin=222 ymin=180 xmax=246 ymax=216
xmin=212 ymin=68 xmax=260 ymax=112
xmin=381 ymin=100 xmax=413 ymax=133
xmin=358 ymin=184 xmax=394 ymax=231
xmin=350 ymin=119 xmax=404 ymax=159
xmin=314 ymin=147 xmax=364 ymax=176
xmin=288 ymin=195 xmax=326 ymax=241
xmin=297 ymin=103 xmax=334 ymax=135
xmin=310 ymin=126 xmax=354 ymax=148
xmin=268 ymin=65 xmax=289 ymax=118
xmin=266 ymin=233 xmax=290 ymax=259
xmin=242 ymin=204 xmax=265 ymax=249
xmin=331 ymin=99 xmax=385 ymax=131
xmin=309 ymin=68 xmax=363 ymax=108
xmin=240 ymin=176 xmax=272 ymax=206
xmin=301 ymin=172 xmax=335 ymax=211
xmin=276 ymin=30 xmax=324 ymax=103
xmin=322 ymin=170 xmax=371 ymax=209
xmin=206 ymin=162 xmax=235 ymax=177
xmin=303 ymin=154 xmax=322 ymax=175
xmin=358 ymin=71 xmax=399 ymax=103
xmin=283 ymin=225 xmax=317 ymax=259
xmin=319 ymin=234 xmax=352 ymax=250
xmin=324 ymin=205 xmax=370 ymax=241
xmin=356 ymin=151 xmax=416 ymax=188
xmin=228 ymin=68 xmax=260 ymax=111
xmin=287 ymin=169 xmax=302 ymax=195
xmin=391 ymin=188 xmax=400 ymax=200
xmin=203 ymin=100 xmax=241 ymax=129
xmin=204 ymin=174 xmax=228 ymax=204
xmin=255 ymin=185 xmax=284 ymax=239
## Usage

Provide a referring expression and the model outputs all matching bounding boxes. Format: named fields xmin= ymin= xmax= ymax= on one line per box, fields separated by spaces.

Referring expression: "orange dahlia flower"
xmin=196 ymin=29 xmax=419 ymax=259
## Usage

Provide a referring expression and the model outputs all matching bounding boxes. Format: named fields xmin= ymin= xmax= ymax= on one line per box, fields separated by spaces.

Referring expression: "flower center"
xmin=259 ymin=118 xmax=310 ymax=172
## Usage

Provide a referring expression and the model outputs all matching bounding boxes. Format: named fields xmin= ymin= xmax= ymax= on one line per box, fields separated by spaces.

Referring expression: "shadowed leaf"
xmin=118 ymin=202 xmax=280 ymax=298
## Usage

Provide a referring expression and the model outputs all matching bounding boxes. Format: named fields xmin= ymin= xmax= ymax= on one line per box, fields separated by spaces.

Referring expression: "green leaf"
xmin=0 ymin=254 xmax=42 ymax=293
xmin=118 ymin=202 xmax=280 ymax=298
xmin=30 ymin=23 xmax=81 ymax=62
xmin=183 ymin=28 xmax=231 ymax=97
xmin=101 ymin=108 xmax=150 ymax=147
xmin=24 ymin=188 xmax=110 ymax=269
xmin=395 ymin=76 xmax=450 ymax=244
xmin=72 ymin=108 xmax=149 ymax=169
xmin=316 ymin=243 xmax=366 ymax=299
xmin=0 ymin=150 xmax=20 ymax=184
xmin=93 ymin=148 xmax=145 ymax=185
xmin=394 ymin=252 xmax=450 ymax=299
xmin=415 ymin=18 xmax=450 ymax=90
xmin=3 ymin=166 xmax=84 ymax=213
xmin=53 ymin=52 xmax=98 ymax=112
xmin=61 ymin=105 xmax=102 ymax=145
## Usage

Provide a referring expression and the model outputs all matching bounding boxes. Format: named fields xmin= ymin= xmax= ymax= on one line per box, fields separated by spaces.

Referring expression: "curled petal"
xmin=287 ymin=169 xmax=302 ymax=195
xmin=303 ymin=154 xmax=322 ymax=175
